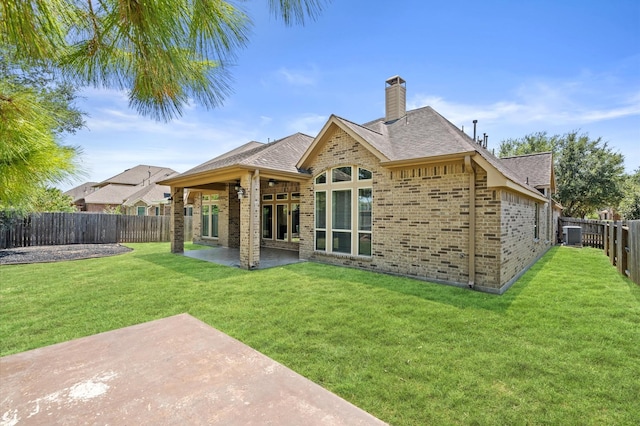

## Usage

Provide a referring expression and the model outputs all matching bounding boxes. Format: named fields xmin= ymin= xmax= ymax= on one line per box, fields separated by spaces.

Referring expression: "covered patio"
xmin=184 ymin=246 xmax=303 ymax=269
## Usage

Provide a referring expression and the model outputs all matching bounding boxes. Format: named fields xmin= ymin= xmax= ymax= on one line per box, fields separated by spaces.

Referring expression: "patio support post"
xmin=170 ymin=186 xmax=185 ymax=253
xmin=239 ymin=171 xmax=261 ymax=269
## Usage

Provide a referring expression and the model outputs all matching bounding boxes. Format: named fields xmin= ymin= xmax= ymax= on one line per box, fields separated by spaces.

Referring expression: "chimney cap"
xmin=385 ymin=75 xmax=406 ymax=86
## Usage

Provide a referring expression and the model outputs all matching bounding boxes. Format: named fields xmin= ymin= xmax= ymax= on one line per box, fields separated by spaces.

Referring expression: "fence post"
xmin=616 ymin=222 xmax=623 ymax=273
xmin=609 ymin=222 xmax=616 ymax=266
xmin=629 ymin=221 xmax=640 ymax=285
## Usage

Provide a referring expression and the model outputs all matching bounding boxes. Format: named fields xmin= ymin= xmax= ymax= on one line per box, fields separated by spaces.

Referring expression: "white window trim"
xmin=314 ymin=166 xmax=372 ymax=257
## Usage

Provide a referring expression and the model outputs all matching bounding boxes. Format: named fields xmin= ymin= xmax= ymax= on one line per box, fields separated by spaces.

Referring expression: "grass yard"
xmin=1 ymin=243 xmax=639 ymax=425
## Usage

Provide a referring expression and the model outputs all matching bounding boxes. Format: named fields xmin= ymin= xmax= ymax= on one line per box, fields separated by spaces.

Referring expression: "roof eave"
xmin=380 ymin=151 xmax=476 ymax=168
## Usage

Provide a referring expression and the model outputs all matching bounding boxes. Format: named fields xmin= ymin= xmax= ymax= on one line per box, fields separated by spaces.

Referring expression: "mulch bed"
xmin=0 ymin=244 xmax=132 ymax=265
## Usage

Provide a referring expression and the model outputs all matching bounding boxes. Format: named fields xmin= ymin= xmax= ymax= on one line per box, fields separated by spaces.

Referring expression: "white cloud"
xmin=277 ymin=66 xmax=318 ymax=86
xmin=286 ymin=113 xmax=328 ymax=135
xmin=409 ymin=79 xmax=640 ymax=128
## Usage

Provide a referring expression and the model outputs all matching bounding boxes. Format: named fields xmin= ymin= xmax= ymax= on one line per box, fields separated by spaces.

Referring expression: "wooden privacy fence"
xmin=604 ymin=220 xmax=640 ymax=286
xmin=558 ymin=217 xmax=606 ymax=248
xmin=1 ymin=212 xmax=193 ymax=249
xmin=559 ymin=217 xmax=639 ymax=285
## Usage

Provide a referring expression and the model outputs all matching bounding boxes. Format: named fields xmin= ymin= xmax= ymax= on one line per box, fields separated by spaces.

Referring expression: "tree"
xmin=498 ymin=131 xmax=626 ymax=218
xmin=30 ymin=187 xmax=77 ymax=212
xmin=619 ymin=168 xmax=640 ymax=220
xmin=0 ymin=47 xmax=85 ymax=212
xmin=0 ymin=0 xmax=327 ymax=121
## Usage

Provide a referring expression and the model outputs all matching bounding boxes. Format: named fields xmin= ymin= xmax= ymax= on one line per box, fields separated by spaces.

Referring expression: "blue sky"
xmin=60 ymin=0 xmax=639 ymax=191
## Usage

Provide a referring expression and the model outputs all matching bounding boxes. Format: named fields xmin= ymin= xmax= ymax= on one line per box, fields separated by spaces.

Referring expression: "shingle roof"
xmin=98 ymin=165 xmax=177 ymax=187
xmin=84 ymin=184 xmax=140 ymax=205
xmin=176 ymin=133 xmax=314 ymax=178
xmin=123 ymin=183 xmax=174 ymax=207
xmin=64 ymin=182 xmax=99 ymax=202
xmin=501 ymin=152 xmax=554 ymax=188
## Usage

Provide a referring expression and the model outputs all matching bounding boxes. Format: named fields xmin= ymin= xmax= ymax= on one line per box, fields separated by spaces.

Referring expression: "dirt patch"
xmin=0 ymin=244 xmax=132 ymax=265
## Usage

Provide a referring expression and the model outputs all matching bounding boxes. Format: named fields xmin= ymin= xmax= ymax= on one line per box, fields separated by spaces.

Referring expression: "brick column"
xmin=170 ymin=186 xmax=184 ymax=253
xmin=238 ymin=172 xmax=261 ymax=269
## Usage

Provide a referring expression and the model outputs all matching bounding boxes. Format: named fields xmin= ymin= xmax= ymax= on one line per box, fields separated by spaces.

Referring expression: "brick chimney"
xmin=385 ymin=75 xmax=406 ymax=122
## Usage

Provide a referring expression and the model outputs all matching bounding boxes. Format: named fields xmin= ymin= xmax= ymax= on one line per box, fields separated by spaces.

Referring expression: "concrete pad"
xmin=1 ymin=314 xmax=385 ymax=425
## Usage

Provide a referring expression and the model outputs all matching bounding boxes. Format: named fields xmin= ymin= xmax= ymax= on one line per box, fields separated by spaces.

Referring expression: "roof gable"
xmin=297 ymin=115 xmax=392 ymax=169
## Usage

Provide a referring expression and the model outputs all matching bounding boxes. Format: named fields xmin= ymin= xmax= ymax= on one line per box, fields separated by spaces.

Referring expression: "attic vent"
xmin=385 ymin=75 xmax=406 ymax=122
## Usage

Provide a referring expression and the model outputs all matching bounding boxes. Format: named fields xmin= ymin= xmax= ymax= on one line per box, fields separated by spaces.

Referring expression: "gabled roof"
xmin=123 ymin=181 xmax=175 ymax=207
xmin=64 ymin=182 xmax=99 ymax=202
xmin=501 ymin=152 xmax=555 ymax=190
xmin=162 ymin=133 xmax=314 ymax=186
xmin=299 ymin=106 xmax=547 ymax=202
xmin=97 ymin=165 xmax=177 ymax=187
xmin=84 ymin=184 xmax=140 ymax=205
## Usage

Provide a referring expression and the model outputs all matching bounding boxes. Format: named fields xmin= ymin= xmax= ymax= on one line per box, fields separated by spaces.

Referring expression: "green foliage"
xmin=1 ymin=244 xmax=638 ymax=424
xmin=24 ymin=187 xmax=76 ymax=213
xmin=499 ymin=131 xmax=626 ymax=218
xmin=0 ymin=0 xmax=327 ymax=121
xmin=103 ymin=204 xmax=124 ymax=215
xmin=498 ymin=131 xmax=558 ymax=157
xmin=0 ymin=48 xmax=84 ymax=212
xmin=619 ymin=168 xmax=640 ymax=220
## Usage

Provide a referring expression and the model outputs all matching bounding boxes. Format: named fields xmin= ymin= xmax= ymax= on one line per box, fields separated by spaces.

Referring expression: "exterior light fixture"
xmin=237 ymin=187 xmax=245 ymax=199
xmin=268 ymin=179 xmax=276 ymax=187
xmin=234 ymin=181 xmax=240 ymax=191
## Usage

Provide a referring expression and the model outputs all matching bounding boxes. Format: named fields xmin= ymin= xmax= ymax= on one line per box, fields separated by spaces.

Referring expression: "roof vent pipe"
xmin=472 ymin=120 xmax=478 ymax=142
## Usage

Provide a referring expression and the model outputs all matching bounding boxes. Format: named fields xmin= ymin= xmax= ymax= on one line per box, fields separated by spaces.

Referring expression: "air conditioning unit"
xmin=562 ymin=226 xmax=582 ymax=246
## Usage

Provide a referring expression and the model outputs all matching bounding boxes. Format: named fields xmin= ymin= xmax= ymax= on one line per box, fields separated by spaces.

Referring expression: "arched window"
xmin=314 ymin=166 xmax=372 ymax=256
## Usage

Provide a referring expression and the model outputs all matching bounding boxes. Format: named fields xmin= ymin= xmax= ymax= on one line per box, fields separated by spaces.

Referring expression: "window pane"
xmin=202 ymin=205 xmax=210 ymax=237
xmin=291 ymin=203 xmax=300 ymax=242
xmin=291 ymin=192 xmax=300 ymax=200
xmin=316 ymin=231 xmax=326 ymax=250
xmin=315 ymin=191 xmax=326 ymax=228
xmin=262 ymin=194 xmax=273 ymax=201
xmin=211 ymin=205 xmax=219 ymax=238
xmin=359 ymin=233 xmax=372 ymax=256
xmin=358 ymin=168 xmax=372 ymax=180
xmin=315 ymin=172 xmax=326 ymax=184
xmin=332 ymin=231 xmax=351 ymax=253
xmin=332 ymin=190 xmax=351 ymax=230
xmin=332 ymin=166 xmax=352 ymax=182
xmin=277 ymin=204 xmax=288 ymax=240
xmin=358 ymin=188 xmax=372 ymax=231
xmin=262 ymin=205 xmax=273 ymax=239
xmin=137 ymin=206 xmax=145 ymax=216
xmin=276 ymin=193 xmax=288 ymax=200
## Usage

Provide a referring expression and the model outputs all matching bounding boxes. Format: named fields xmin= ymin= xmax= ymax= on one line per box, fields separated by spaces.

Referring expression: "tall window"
xmin=136 ymin=206 xmax=146 ymax=216
xmin=202 ymin=194 xmax=219 ymax=238
xmin=262 ymin=192 xmax=300 ymax=243
xmin=314 ymin=166 xmax=372 ymax=256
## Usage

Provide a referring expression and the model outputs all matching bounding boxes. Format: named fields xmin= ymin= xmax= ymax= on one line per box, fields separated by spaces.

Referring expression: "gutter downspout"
xmin=465 ymin=155 xmax=476 ymax=289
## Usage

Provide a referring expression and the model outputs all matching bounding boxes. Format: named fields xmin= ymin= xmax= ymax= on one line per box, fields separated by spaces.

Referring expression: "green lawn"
xmin=1 ymin=243 xmax=638 ymax=425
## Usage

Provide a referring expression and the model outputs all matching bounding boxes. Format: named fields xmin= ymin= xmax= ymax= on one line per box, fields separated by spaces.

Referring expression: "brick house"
xmin=67 ymin=165 xmax=178 ymax=215
xmin=161 ymin=76 xmax=559 ymax=294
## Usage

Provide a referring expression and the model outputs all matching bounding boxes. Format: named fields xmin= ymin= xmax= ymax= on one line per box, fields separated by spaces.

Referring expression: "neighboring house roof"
xmin=64 ymin=182 xmax=99 ymax=202
xmin=123 ymin=180 xmax=176 ymax=207
xmin=501 ymin=152 xmax=555 ymax=190
xmin=84 ymin=184 xmax=140 ymax=205
xmin=96 ymin=165 xmax=177 ymax=187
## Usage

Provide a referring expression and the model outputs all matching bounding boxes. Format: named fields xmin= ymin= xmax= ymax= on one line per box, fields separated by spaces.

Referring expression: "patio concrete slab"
xmin=184 ymin=246 xmax=303 ymax=269
xmin=0 ymin=314 xmax=385 ymax=425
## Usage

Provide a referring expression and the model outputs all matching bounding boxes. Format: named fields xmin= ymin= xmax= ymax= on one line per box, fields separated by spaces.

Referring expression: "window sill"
xmin=313 ymin=251 xmax=373 ymax=262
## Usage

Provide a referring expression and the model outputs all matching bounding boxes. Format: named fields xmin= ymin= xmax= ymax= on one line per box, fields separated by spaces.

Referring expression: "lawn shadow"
xmin=133 ymin=251 xmax=248 ymax=283
xmin=285 ymin=247 xmax=560 ymax=313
